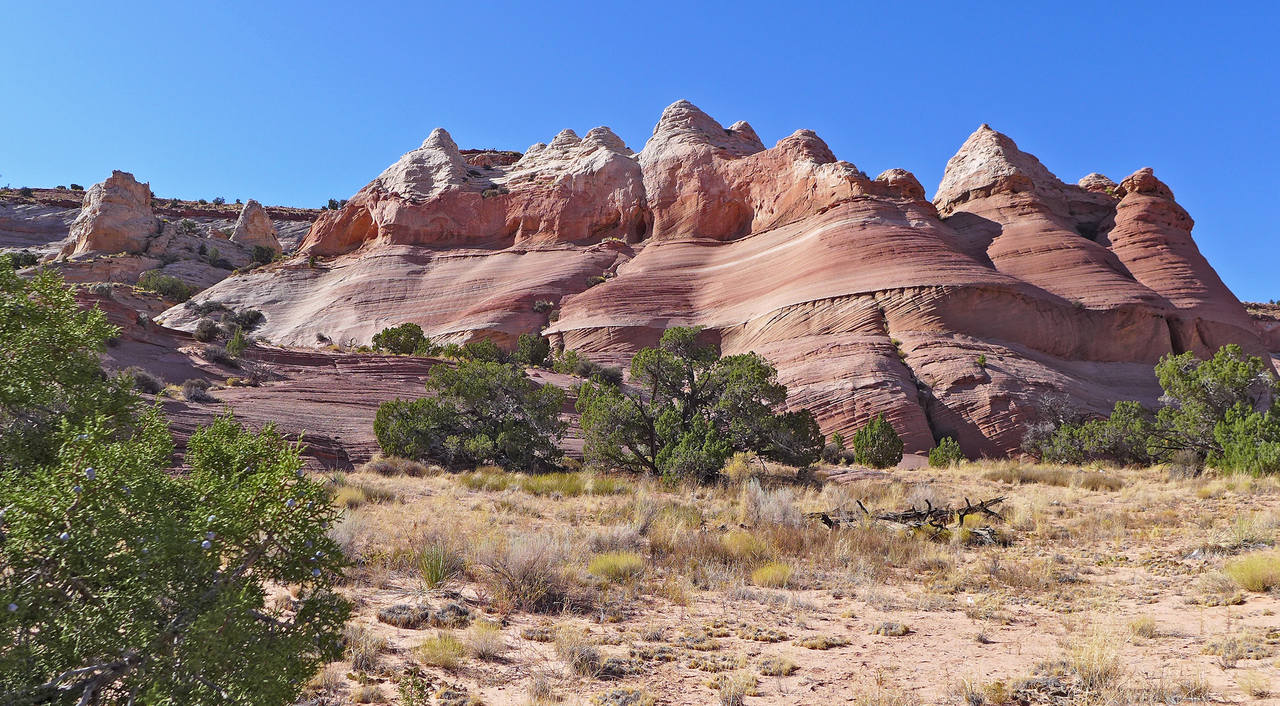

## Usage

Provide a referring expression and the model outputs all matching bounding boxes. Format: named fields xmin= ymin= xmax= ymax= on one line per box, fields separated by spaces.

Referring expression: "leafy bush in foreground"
xmin=0 ymin=253 xmax=349 ymax=703
xmin=0 ymin=259 xmax=135 ymax=469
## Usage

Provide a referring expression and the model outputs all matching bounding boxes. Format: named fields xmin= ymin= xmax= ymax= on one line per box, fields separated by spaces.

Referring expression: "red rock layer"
xmin=165 ymin=102 xmax=1266 ymax=457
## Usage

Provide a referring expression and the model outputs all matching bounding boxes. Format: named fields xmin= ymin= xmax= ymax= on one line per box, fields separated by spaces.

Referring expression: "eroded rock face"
xmin=60 ymin=171 xmax=157 ymax=258
xmin=230 ymin=199 xmax=282 ymax=254
xmin=166 ymin=101 xmax=1266 ymax=457
xmin=299 ymin=125 xmax=650 ymax=255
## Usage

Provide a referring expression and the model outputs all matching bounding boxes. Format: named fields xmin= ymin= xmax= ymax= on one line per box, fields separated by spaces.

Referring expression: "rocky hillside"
xmin=5 ymin=101 xmax=1268 ymax=459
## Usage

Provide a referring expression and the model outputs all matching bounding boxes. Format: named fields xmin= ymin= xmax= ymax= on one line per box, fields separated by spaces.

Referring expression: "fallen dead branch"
xmin=806 ymin=496 xmax=1006 ymax=535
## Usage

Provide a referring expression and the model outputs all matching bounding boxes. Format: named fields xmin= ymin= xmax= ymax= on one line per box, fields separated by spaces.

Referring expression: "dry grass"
xmin=750 ymin=561 xmax=794 ymax=588
xmin=587 ymin=551 xmax=646 ymax=582
xmin=309 ymin=456 xmax=1280 ymax=702
xmin=358 ymin=453 xmax=433 ymax=476
xmin=462 ymin=620 xmax=507 ymax=660
xmin=1225 ymin=550 xmax=1280 ymax=592
xmin=343 ymin=623 xmax=387 ymax=672
xmin=983 ymin=463 xmax=1123 ymax=492
xmin=415 ymin=632 xmax=466 ymax=670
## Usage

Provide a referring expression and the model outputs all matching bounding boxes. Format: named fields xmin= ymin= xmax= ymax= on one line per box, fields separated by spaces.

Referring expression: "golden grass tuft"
xmin=587 ymin=551 xmax=646 ymax=582
xmin=1225 ymin=551 xmax=1280 ymax=592
xmin=750 ymin=561 xmax=794 ymax=588
xmin=462 ymin=620 xmax=507 ymax=661
xmin=415 ymin=631 xmax=466 ymax=669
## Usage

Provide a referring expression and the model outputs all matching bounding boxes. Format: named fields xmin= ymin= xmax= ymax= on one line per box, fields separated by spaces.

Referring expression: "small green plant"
xmin=417 ymin=544 xmax=464 ymax=588
xmin=976 ymin=354 xmax=987 ymax=368
xmin=851 ymin=413 xmax=904 ymax=468
xmin=928 ymin=437 xmax=966 ymax=467
xmin=137 ymin=270 xmax=197 ymax=302
xmin=225 ymin=325 xmax=248 ymax=357
xmin=371 ymin=323 xmax=432 ymax=355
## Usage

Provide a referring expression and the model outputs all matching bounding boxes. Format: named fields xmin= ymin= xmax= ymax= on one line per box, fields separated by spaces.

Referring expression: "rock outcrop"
xmin=59 ymin=171 xmax=157 ymax=258
xmin=298 ymin=125 xmax=649 ymax=255
xmin=165 ymin=102 xmax=1266 ymax=457
xmin=230 ymin=199 xmax=282 ymax=253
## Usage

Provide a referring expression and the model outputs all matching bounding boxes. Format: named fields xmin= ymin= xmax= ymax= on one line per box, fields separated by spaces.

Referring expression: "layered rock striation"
xmin=166 ymin=101 xmax=1265 ymax=456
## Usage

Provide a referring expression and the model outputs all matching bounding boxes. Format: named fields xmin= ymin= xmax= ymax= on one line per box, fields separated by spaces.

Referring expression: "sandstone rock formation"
xmin=165 ymin=101 xmax=1266 ymax=457
xmin=59 ymin=171 xmax=157 ymax=258
xmin=230 ymin=199 xmax=282 ymax=253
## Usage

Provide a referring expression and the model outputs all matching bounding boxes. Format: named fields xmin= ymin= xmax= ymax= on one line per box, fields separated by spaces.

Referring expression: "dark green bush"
xmin=514 ymin=333 xmax=551 ymax=367
xmin=928 ymin=437 xmax=966 ymax=468
xmin=577 ymin=327 xmax=822 ymax=482
xmin=193 ymin=317 xmax=220 ymax=342
xmin=372 ymin=323 xmax=429 ymax=355
xmin=459 ymin=338 xmax=505 ymax=363
xmin=850 ymin=414 xmax=903 ymax=469
xmin=5 ymin=251 xmax=38 ymax=269
xmin=0 ymin=263 xmax=135 ymax=469
xmin=252 ymin=245 xmax=276 ymax=265
xmin=136 ymin=270 xmax=197 ymax=303
xmin=374 ymin=360 xmax=566 ymax=471
xmin=124 ymin=366 xmax=165 ymax=394
xmin=0 ymin=412 xmax=349 ymax=703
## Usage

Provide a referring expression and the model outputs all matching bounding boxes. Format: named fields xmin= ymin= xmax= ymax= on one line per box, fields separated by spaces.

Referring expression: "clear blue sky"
xmin=1 ymin=2 xmax=1276 ymax=300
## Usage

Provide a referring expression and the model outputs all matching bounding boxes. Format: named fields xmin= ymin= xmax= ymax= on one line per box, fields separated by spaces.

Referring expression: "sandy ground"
xmin=297 ymin=461 xmax=1280 ymax=706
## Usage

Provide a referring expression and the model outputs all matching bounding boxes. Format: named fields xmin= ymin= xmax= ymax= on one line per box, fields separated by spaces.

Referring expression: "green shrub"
xmin=459 ymin=338 xmax=504 ymax=363
xmin=252 ymin=246 xmax=276 ymax=265
xmin=193 ymin=317 xmax=220 ymax=342
xmin=123 ymin=366 xmax=165 ymax=394
xmin=0 ymin=263 xmax=136 ymax=468
xmin=577 ymin=327 xmax=822 ymax=482
xmin=371 ymin=323 xmax=429 ymax=355
xmin=928 ymin=437 xmax=966 ymax=467
xmin=225 ymin=325 xmax=248 ymax=357
xmin=137 ymin=270 xmax=197 ymax=302
xmin=850 ymin=414 xmax=903 ymax=468
xmin=514 ymin=332 xmax=550 ymax=367
xmin=374 ymin=360 xmax=565 ymax=470
xmin=5 ymin=251 xmax=38 ymax=269
xmin=0 ymin=411 xmax=350 ymax=703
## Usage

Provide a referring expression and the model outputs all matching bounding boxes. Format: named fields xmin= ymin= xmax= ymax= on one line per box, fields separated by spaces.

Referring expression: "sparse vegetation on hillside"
xmin=136 ymin=269 xmax=197 ymax=302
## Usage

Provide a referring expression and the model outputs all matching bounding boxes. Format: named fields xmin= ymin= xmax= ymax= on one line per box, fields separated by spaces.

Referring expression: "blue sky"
xmin=1 ymin=1 xmax=1276 ymax=300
